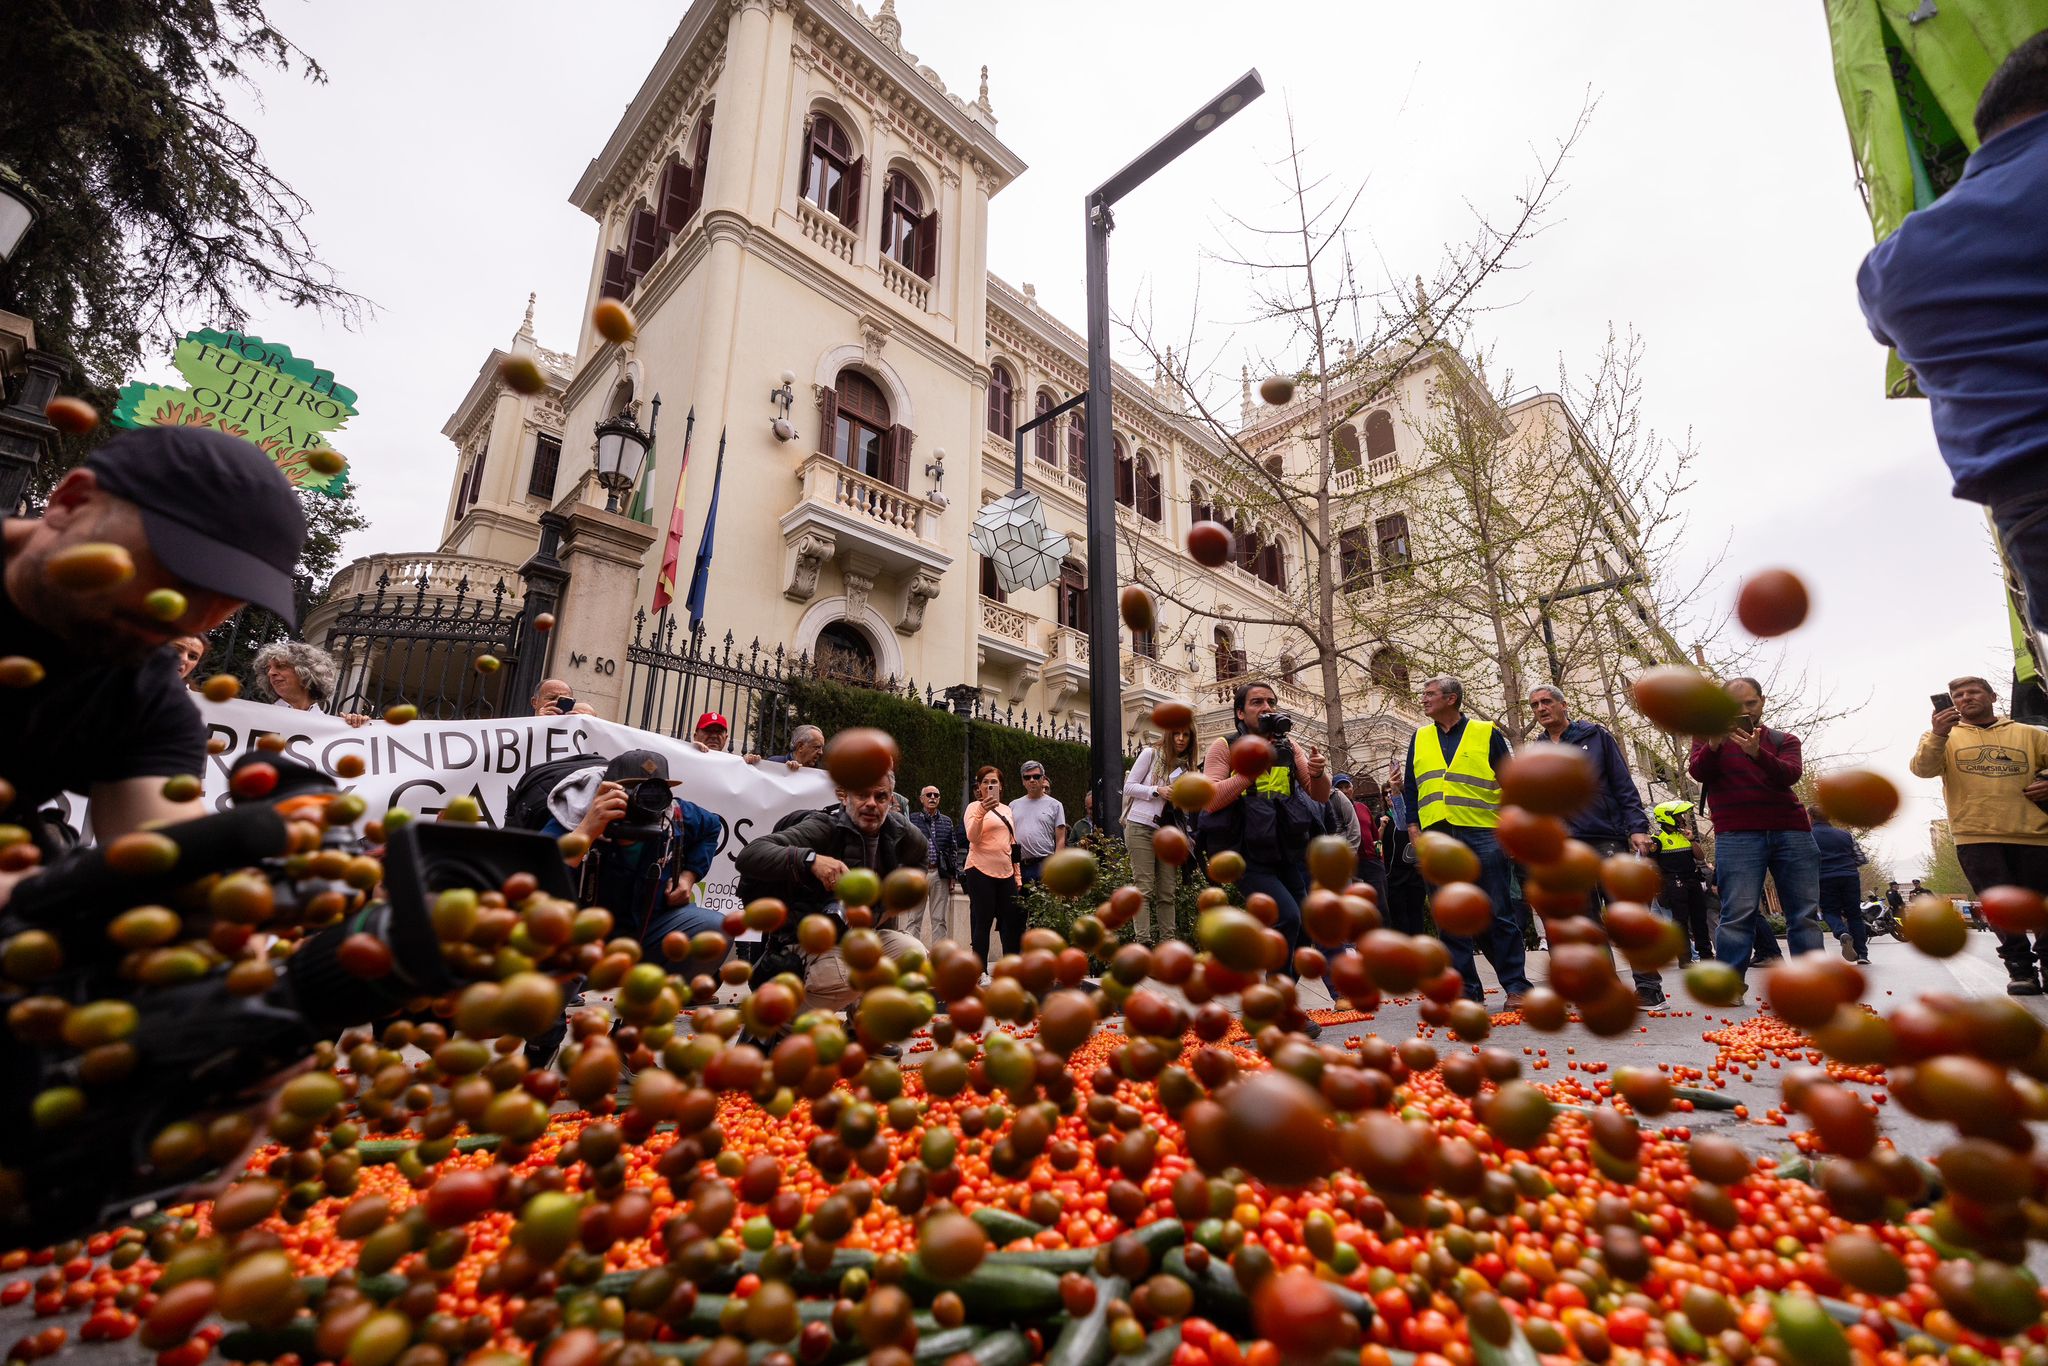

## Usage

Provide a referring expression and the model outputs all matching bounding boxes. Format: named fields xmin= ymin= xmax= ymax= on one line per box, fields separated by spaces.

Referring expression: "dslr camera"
xmin=0 ymin=756 xmax=570 ymax=1250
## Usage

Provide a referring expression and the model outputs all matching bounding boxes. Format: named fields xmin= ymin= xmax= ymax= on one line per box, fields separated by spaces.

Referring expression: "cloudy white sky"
xmin=181 ymin=0 xmax=2010 ymax=873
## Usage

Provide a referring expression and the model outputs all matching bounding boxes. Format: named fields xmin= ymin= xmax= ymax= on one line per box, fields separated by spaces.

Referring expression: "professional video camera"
xmin=0 ymin=756 xmax=572 ymax=1250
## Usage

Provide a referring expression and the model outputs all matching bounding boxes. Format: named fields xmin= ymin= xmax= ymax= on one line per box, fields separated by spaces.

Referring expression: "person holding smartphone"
xmin=1687 ymin=677 xmax=1826 ymax=995
xmin=531 ymin=677 xmax=596 ymax=717
xmin=962 ymin=765 xmax=1024 ymax=963
xmin=1910 ymin=674 xmax=2048 ymax=993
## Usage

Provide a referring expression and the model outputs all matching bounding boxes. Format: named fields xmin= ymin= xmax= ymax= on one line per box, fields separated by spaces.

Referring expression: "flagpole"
xmin=685 ymin=429 xmax=727 ymax=641
xmin=651 ymin=407 xmax=697 ymax=619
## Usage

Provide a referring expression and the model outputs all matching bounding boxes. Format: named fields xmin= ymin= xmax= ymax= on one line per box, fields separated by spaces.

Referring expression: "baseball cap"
xmin=1334 ymin=773 xmax=1352 ymax=786
xmin=86 ymin=426 xmax=309 ymax=625
xmin=602 ymin=749 xmax=683 ymax=787
xmin=694 ymin=712 xmax=729 ymax=732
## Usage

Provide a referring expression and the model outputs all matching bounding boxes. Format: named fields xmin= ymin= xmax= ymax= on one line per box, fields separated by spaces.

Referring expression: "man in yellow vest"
xmin=1403 ymin=675 xmax=1533 ymax=1005
xmin=1652 ymin=800 xmax=1715 ymax=964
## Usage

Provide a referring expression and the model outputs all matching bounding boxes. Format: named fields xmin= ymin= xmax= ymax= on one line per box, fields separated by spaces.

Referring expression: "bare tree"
xmin=1114 ymin=101 xmax=1598 ymax=773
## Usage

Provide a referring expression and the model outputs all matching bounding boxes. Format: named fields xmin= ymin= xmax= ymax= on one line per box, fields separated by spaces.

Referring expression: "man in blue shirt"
xmin=1807 ymin=805 xmax=1871 ymax=966
xmin=1858 ymin=31 xmax=2048 ymax=626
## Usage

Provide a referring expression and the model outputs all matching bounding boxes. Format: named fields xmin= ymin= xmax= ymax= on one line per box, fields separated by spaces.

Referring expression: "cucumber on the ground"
xmin=297 ymin=1272 xmax=407 ymax=1303
xmin=219 ymin=1318 xmax=318 ymax=1361
xmin=1108 ymin=1325 xmax=1181 ymax=1366
xmin=1046 ymin=1274 xmax=1129 ymax=1366
xmin=971 ymin=1206 xmax=1046 ymax=1246
xmin=1162 ymin=1248 xmax=1249 ymax=1332
xmin=841 ymin=1325 xmax=986 ymax=1366
xmin=1468 ymin=1322 xmax=1541 ymax=1366
xmin=969 ymin=1330 xmax=1032 ymax=1366
xmin=902 ymin=1258 xmax=1064 ymax=1320
xmin=354 ymin=1134 xmax=503 ymax=1165
xmin=1672 ymin=1086 xmax=1739 ymax=1112
xmin=982 ymin=1220 xmax=1185 ymax=1277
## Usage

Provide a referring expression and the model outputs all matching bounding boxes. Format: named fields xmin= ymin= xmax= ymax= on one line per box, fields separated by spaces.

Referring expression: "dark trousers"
xmin=1239 ymin=859 xmax=1309 ymax=953
xmin=1385 ymin=870 xmax=1427 ymax=936
xmin=1956 ymin=841 xmax=2048 ymax=978
xmin=1818 ymin=875 xmax=1869 ymax=960
xmin=1994 ymin=486 xmax=2048 ymax=634
xmin=1583 ymin=836 xmax=1664 ymax=992
xmin=1658 ymin=861 xmax=1715 ymax=962
xmin=1356 ymin=856 xmax=1391 ymax=929
xmin=963 ymin=866 xmax=1025 ymax=963
xmin=1430 ymin=824 xmax=1533 ymax=1002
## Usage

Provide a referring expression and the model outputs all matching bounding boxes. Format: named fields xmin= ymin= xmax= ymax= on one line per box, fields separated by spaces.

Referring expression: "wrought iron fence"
xmin=318 ymin=570 xmax=526 ymax=719
xmin=622 ymin=611 xmax=1093 ymax=751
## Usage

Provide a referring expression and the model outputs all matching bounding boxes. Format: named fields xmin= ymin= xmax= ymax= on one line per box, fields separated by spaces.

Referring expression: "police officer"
xmin=1652 ymin=800 xmax=1715 ymax=963
xmin=1200 ymin=681 xmax=1332 ymax=1032
xmin=1403 ymin=675 xmax=1533 ymax=1006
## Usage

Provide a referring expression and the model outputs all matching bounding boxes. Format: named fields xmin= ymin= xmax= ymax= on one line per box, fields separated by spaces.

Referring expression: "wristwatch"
xmin=804 ymin=850 xmax=819 ymax=869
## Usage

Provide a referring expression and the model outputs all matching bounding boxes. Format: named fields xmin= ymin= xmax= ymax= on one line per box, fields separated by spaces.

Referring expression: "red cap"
xmin=695 ymin=712 xmax=730 ymax=732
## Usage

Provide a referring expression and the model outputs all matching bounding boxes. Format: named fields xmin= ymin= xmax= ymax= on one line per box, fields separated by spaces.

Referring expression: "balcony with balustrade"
xmin=795 ymin=199 xmax=857 ymax=265
xmin=1039 ymin=624 xmax=1091 ymax=715
xmin=779 ymin=452 xmax=952 ymax=629
xmin=304 ymin=552 xmax=525 ymax=645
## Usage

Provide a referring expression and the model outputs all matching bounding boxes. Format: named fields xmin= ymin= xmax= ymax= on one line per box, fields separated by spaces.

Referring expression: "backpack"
xmin=504 ymin=754 xmax=606 ymax=833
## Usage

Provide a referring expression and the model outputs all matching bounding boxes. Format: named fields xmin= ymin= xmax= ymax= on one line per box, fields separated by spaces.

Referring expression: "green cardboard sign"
xmin=111 ymin=329 xmax=359 ymax=497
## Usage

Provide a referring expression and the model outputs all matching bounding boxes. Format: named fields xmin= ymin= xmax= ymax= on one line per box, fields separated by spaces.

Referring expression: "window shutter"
xmin=886 ymin=424 xmax=914 ymax=489
xmin=817 ymin=386 xmax=838 ymax=458
xmin=625 ymin=206 xmax=661 ymax=285
xmin=797 ymin=117 xmax=813 ymax=201
xmin=841 ymin=157 xmax=865 ymax=228
xmin=528 ymin=434 xmax=562 ymax=500
xmin=658 ymin=157 xmax=693 ymax=237
xmin=690 ymin=114 xmax=712 ymax=218
xmin=912 ymin=211 xmax=939 ymax=282
xmin=600 ymin=249 xmax=629 ymax=301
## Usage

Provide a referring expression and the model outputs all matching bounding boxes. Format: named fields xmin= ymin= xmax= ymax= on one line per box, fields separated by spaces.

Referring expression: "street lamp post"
xmin=592 ymin=395 xmax=660 ymax=514
xmin=1081 ymin=70 xmax=1264 ymax=830
xmin=1536 ymin=571 xmax=1648 ymax=686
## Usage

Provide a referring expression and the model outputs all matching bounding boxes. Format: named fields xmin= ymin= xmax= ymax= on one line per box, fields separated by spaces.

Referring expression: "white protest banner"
xmin=186 ymin=699 xmax=837 ymax=920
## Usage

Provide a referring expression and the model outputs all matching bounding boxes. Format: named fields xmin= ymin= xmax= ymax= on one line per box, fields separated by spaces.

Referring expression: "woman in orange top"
xmin=962 ymin=764 xmax=1023 ymax=962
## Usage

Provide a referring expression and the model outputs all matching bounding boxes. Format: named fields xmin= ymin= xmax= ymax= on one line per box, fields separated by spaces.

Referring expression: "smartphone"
xmin=1931 ymin=692 xmax=1954 ymax=713
xmin=553 ymin=695 xmax=577 ymax=713
xmin=1735 ymin=715 xmax=1758 ymax=735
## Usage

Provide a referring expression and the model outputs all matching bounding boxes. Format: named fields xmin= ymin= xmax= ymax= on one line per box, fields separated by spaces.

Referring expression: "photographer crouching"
xmin=735 ymin=764 xmax=927 ymax=1029
xmin=1199 ymin=681 xmax=1333 ymax=1034
xmin=1 ymin=427 xmax=307 ymax=891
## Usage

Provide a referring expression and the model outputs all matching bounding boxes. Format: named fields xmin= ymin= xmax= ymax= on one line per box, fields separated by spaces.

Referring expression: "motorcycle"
xmin=1862 ymin=898 xmax=1905 ymax=942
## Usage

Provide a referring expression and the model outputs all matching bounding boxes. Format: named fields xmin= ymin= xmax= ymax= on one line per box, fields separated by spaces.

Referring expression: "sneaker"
xmin=1301 ymin=1017 xmax=1324 ymax=1040
xmin=1838 ymin=936 xmax=1856 ymax=962
xmin=1636 ymin=985 xmax=1666 ymax=1009
xmin=1855 ymin=955 xmax=1871 ymax=966
xmin=2008 ymin=974 xmax=2044 ymax=997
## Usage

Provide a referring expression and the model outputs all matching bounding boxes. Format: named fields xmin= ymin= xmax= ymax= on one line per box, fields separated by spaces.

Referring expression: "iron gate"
xmin=322 ymin=570 xmax=526 ymax=719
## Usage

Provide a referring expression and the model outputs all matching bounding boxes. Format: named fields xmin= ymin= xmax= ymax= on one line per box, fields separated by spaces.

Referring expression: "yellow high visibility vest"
xmin=1413 ymin=720 xmax=1501 ymax=829
xmin=1656 ymin=828 xmax=1692 ymax=852
xmin=1653 ymin=801 xmax=1693 ymax=851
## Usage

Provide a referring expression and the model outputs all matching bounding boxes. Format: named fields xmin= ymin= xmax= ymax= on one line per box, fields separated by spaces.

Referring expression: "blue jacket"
xmin=1858 ymin=112 xmax=2048 ymax=505
xmin=1548 ymin=719 xmax=1650 ymax=841
xmin=1811 ymin=818 xmax=1867 ymax=883
xmin=906 ymin=808 xmax=961 ymax=878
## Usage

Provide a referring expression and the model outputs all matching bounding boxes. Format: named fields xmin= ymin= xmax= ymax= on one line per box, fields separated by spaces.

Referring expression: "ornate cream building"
xmin=311 ymin=0 xmax=1678 ymax=798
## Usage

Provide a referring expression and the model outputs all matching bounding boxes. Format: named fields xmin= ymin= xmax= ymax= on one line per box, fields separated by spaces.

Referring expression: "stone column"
xmin=548 ymin=497 xmax=658 ymax=720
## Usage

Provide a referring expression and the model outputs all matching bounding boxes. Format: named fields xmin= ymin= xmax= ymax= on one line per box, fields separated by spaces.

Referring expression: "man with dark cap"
xmin=1 ymin=427 xmax=308 ymax=892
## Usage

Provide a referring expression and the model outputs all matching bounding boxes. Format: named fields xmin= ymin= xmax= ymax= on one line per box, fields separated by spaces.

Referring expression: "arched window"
xmin=827 ymin=369 xmax=897 ymax=484
xmin=1066 ymin=408 xmax=1087 ymax=482
xmin=1136 ymin=453 xmax=1162 ymax=522
xmin=1033 ymin=391 xmax=1057 ymax=465
xmin=817 ymin=621 xmax=878 ymax=684
xmin=1333 ymin=423 xmax=1361 ymax=471
xmin=1261 ymin=540 xmax=1286 ymax=591
xmin=623 ymin=200 xmax=661 ymax=290
xmin=882 ymin=170 xmax=937 ymax=280
xmin=1239 ymin=524 xmax=1261 ymax=576
xmin=987 ymin=363 xmax=1015 ymax=441
xmin=1370 ymin=646 xmax=1411 ymax=694
xmin=1364 ymin=410 xmax=1396 ymax=461
xmin=1189 ymin=481 xmax=1212 ymax=526
xmin=1339 ymin=526 xmax=1372 ymax=592
xmin=1213 ymin=626 xmax=1246 ymax=681
xmin=1114 ymin=437 xmax=1134 ymax=508
xmin=801 ymin=113 xmax=861 ymax=226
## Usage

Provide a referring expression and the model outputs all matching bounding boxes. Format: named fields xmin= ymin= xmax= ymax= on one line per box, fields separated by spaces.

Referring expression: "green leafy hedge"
xmin=785 ymin=677 xmax=1104 ymax=814
xmin=1021 ymin=826 xmax=1226 ymax=952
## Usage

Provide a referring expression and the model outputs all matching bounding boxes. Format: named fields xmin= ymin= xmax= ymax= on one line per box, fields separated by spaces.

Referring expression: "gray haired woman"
xmin=252 ymin=641 xmax=370 ymax=726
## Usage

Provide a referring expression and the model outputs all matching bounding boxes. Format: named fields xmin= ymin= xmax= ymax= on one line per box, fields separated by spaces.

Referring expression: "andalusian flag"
xmin=651 ymin=407 xmax=696 ymax=614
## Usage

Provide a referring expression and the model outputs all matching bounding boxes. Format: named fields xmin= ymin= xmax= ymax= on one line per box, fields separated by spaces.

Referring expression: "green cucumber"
xmin=969 ymin=1330 xmax=1032 ymax=1366
xmin=1672 ymin=1086 xmax=1739 ymax=1112
xmin=219 ymin=1318 xmax=318 ymax=1361
xmin=842 ymin=1325 xmax=986 ymax=1366
xmin=1046 ymin=1274 xmax=1129 ymax=1366
xmin=1468 ymin=1321 xmax=1541 ymax=1366
xmin=1109 ymin=1326 xmax=1181 ymax=1366
xmin=902 ymin=1258 xmax=1064 ymax=1320
xmin=975 ymin=1220 xmax=1183 ymax=1276
xmin=354 ymin=1134 xmax=503 ymax=1165
xmin=1162 ymin=1248 xmax=1249 ymax=1331
xmin=297 ymin=1272 xmax=407 ymax=1303
xmin=971 ymin=1206 xmax=1047 ymax=1246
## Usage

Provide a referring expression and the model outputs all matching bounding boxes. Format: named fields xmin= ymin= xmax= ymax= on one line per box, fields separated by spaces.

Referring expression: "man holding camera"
xmin=532 ymin=678 xmax=597 ymax=717
xmin=1910 ymin=674 xmax=2048 ymax=993
xmin=1403 ymin=675 xmax=1533 ymax=1006
xmin=548 ymin=750 xmax=723 ymax=968
xmin=735 ymin=767 xmax=928 ymax=1015
xmin=1 ymin=427 xmax=307 ymax=893
xmin=1688 ymin=676 xmax=1825 ymax=990
xmin=1201 ymin=681 xmax=1332 ymax=960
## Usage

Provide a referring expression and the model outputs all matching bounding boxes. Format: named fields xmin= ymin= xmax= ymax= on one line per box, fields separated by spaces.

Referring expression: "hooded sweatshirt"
xmin=1910 ymin=715 xmax=2048 ymax=846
